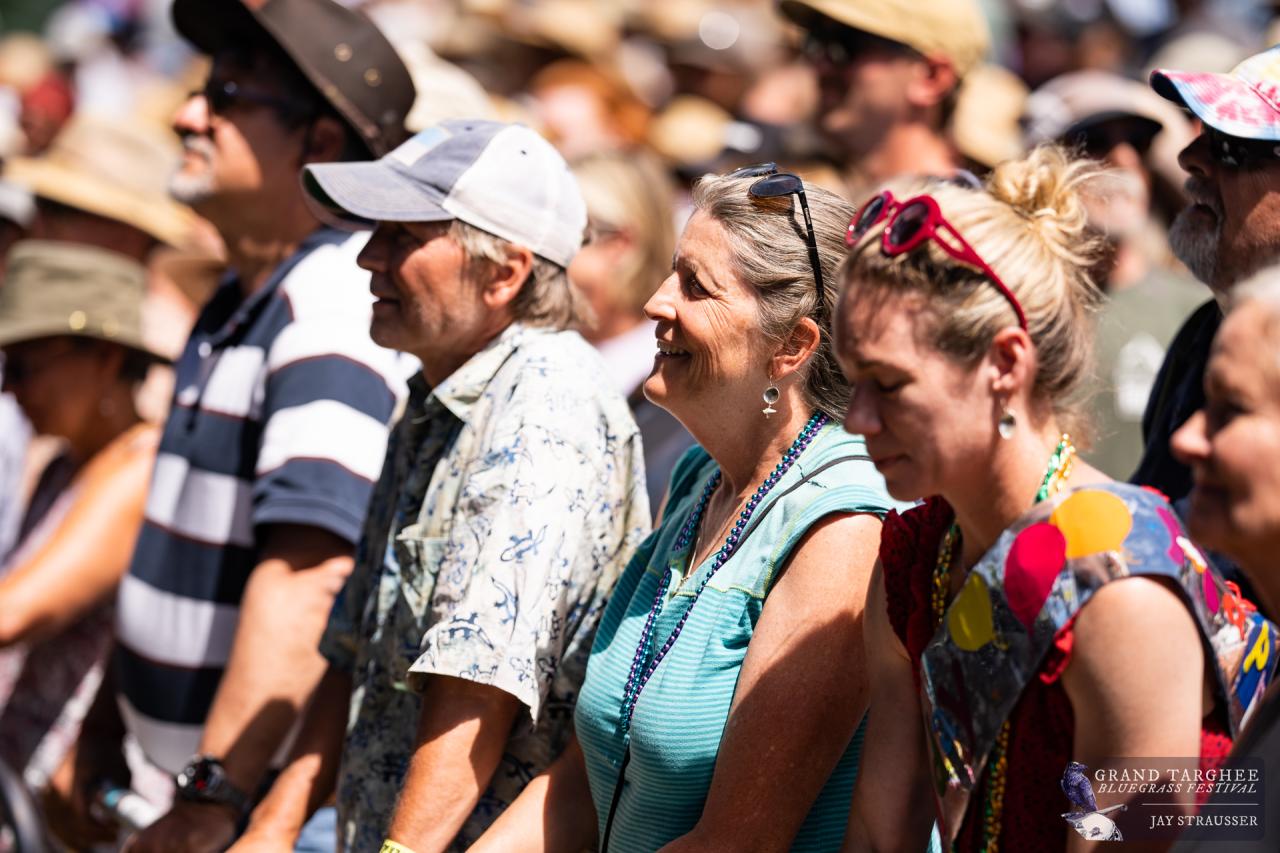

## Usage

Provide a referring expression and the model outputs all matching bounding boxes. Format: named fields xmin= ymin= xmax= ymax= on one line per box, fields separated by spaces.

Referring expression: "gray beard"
xmin=1168 ymin=205 xmax=1220 ymax=285
xmin=169 ymin=170 xmax=216 ymax=206
xmin=169 ymin=137 xmax=217 ymax=206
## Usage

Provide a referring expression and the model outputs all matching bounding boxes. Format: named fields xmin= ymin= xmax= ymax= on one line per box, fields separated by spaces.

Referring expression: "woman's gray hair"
xmin=449 ymin=219 xmax=586 ymax=330
xmin=691 ymin=173 xmax=856 ymax=421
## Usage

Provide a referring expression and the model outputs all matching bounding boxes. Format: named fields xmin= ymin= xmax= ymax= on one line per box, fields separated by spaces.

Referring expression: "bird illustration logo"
xmin=1061 ymin=762 xmax=1126 ymax=841
xmin=1062 ymin=761 xmax=1097 ymax=813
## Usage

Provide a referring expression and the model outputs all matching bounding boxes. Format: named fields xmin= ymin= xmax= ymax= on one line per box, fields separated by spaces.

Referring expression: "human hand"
xmin=44 ymin=747 xmax=116 ymax=849
xmin=61 ymin=733 xmax=131 ymax=845
xmin=122 ymin=800 xmax=239 ymax=853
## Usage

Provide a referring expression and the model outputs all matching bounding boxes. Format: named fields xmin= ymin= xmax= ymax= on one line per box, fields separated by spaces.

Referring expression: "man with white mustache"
xmin=1134 ymin=47 xmax=1280 ymax=515
xmin=70 ymin=2 xmax=416 ymax=851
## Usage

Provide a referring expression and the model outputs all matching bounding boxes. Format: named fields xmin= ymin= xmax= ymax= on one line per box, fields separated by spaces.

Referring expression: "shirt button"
xmin=198 ymin=342 xmax=212 ymax=358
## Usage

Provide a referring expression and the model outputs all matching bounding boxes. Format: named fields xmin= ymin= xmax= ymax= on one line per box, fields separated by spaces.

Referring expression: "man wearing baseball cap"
xmin=75 ymin=2 xmax=416 ymax=850
xmin=779 ymin=0 xmax=990 ymax=196
xmin=1132 ymin=46 xmax=1280 ymax=517
xmin=228 ymin=120 xmax=647 ymax=852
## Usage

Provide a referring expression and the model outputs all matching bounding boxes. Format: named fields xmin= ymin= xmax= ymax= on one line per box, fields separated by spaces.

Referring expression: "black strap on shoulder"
xmin=598 ymin=454 xmax=871 ymax=851
xmin=600 ymin=745 xmax=631 ymax=853
xmin=737 ymin=454 xmax=871 ymax=550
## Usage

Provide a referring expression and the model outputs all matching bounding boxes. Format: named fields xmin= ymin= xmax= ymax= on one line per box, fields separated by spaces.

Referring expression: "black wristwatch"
xmin=175 ymin=755 xmax=250 ymax=815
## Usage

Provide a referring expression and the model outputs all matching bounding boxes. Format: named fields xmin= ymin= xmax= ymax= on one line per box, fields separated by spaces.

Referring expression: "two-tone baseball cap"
xmin=301 ymin=120 xmax=587 ymax=269
xmin=779 ymin=0 xmax=990 ymax=77
xmin=1150 ymin=44 xmax=1280 ymax=141
xmin=172 ymin=0 xmax=415 ymax=157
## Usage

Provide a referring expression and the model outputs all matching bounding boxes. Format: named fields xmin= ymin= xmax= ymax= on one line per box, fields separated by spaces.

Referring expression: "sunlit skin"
xmin=833 ymin=282 xmax=1210 ymax=853
xmin=1172 ymin=301 xmax=1280 ymax=616
xmin=812 ymin=45 xmax=920 ymax=160
xmin=170 ymin=56 xmax=309 ymax=228
xmin=643 ymin=211 xmax=779 ymax=437
xmin=356 ymin=220 xmax=530 ymax=387
xmin=1174 ymin=132 xmax=1280 ymax=293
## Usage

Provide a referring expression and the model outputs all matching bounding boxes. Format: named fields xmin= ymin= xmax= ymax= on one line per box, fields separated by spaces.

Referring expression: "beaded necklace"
xmin=931 ymin=434 xmax=1076 ymax=853
xmin=618 ymin=411 xmax=828 ymax=735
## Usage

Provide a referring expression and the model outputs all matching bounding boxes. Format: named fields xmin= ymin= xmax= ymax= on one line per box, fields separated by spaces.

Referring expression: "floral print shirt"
xmin=320 ymin=322 xmax=649 ymax=852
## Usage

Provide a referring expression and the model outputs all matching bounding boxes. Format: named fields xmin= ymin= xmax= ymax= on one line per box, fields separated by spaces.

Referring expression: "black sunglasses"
xmin=1067 ymin=117 xmax=1160 ymax=160
xmin=727 ymin=162 xmax=826 ymax=317
xmin=194 ymin=79 xmax=316 ymax=120
xmin=1204 ymin=125 xmax=1280 ymax=170
xmin=799 ymin=23 xmax=919 ymax=68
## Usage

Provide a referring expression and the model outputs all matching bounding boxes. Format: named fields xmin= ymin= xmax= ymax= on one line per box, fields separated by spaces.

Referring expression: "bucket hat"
xmin=0 ymin=240 xmax=168 ymax=362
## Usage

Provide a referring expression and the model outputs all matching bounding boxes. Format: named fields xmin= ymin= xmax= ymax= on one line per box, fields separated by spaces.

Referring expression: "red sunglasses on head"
xmin=845 ymin=190 xmax=1028 ymax=330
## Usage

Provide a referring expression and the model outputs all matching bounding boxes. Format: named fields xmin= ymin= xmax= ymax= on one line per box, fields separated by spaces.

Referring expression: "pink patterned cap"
xmin=1150 ymin=44 xmax=1280 ymax=141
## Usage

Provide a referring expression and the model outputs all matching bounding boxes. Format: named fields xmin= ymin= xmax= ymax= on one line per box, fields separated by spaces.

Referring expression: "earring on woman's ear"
xmin=998 ymin=405 xmax=1017 ymax=440
xmin=762 ymin=381 xmax=780 ymax=418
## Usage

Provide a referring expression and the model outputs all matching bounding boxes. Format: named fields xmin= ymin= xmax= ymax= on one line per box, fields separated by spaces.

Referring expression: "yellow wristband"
xmin=380 ymin=842 xmax=417 ymax=853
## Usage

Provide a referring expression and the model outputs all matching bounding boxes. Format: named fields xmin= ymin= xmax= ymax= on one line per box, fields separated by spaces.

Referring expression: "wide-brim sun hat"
xmin=778 ymin=0 xmax=991 ymax=77
xmin=0 ymin=240 xmax=170 ymax=363
xmin=4 ymin=115 xmax=199 ymax=249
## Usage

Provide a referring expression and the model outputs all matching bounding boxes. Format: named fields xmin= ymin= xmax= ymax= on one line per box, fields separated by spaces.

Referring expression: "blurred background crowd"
xmin=1 ymin=0 xmax=1279 ymax=480
xmin=0 ymin=0 xmax=1279 ymax=848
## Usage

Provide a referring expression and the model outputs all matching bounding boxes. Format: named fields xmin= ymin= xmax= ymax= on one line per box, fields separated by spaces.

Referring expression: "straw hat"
xmin=0 ymin=240 xmax=168 ymax=362
xmin=4 ymin=115 xmax=200 ymax=249
xmin=951 ymin=63 xmax=1028 ymax=170
xmin=779 ymin=0 xmax=991 ymax=77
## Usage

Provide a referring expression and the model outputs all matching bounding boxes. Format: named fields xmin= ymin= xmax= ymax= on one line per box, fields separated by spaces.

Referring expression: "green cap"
xmin=0 ymin=240 xmax=167 ymax=362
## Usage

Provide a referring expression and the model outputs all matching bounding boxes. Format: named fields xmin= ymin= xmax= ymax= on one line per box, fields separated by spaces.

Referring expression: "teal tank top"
xmin=575 ymin=424 xmax=911 ymax=852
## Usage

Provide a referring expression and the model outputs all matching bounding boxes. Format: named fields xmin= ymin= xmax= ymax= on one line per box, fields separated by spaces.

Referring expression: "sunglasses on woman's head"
xmin=845 ymin=189 xmax=1028 ymax=330
xmin=726 ymin=162 xmax=826 ymax=316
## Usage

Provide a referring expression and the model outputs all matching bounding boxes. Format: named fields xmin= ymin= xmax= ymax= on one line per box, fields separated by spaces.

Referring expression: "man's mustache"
xmin=1184 ymin=176 xmax=1222 ymax=214
xmin=180 ymin=135 xmax=216 ymax=160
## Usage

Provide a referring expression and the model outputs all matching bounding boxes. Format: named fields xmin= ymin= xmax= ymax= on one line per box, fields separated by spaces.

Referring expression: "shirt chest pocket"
xmin=393 ymin=524 xmax=447 ymax=618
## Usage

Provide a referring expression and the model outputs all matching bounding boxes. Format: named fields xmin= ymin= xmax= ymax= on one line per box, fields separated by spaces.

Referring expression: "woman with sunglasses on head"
xmin=835 ymin=146 xmax=1277 ymax=853
xmin=468 ymin=167 xmax=908 ymax=853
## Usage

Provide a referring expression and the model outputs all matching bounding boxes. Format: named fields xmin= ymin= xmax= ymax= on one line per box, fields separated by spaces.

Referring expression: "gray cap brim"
xmin=301 ymin=160 xmax=452 ymax=231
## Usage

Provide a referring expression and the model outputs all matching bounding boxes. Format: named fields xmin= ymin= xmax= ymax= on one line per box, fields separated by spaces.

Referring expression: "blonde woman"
xmin=835 ymin=148 xmax=1275 ymax=852
xmin=570 ymin=150 xmax=691 ymax=511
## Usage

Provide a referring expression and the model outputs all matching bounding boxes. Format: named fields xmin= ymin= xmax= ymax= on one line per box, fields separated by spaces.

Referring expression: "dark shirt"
xmin=1130 ymin=299 xmax=1263 ymax=610
xmin=1132 ymin=298 xmax=1220 ymax=498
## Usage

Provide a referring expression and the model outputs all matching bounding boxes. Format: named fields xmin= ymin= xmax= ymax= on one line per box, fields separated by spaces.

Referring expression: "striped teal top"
xmin=575 ymin=425 xmax=910 ymax=852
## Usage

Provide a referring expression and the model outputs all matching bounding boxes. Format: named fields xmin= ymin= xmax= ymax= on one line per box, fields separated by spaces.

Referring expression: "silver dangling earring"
xmin=998 ymin=406 xmax=1017 ymax=440
xmin=762 ymin=383 xmax=780 ymax=418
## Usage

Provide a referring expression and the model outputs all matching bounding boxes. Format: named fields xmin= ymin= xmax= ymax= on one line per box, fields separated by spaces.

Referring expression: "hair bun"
xmin=986 ymin=145 xmax=1102 ymax=266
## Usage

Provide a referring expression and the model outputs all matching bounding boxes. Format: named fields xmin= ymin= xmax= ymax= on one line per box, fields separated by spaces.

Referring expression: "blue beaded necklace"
xmin=618 ymin=411 xmax=828 ymax=735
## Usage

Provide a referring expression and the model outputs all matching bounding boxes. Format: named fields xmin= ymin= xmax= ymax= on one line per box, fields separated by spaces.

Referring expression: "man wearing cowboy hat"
xmin=70 ymin=1 xmax=416 ymax=850
xmin=779 ymin=0 xmax=990 ymax=197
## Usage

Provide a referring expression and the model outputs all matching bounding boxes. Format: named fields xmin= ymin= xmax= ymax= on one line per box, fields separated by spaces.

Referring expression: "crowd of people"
xmin=5 ymin=0 xmax=1280 ymax=852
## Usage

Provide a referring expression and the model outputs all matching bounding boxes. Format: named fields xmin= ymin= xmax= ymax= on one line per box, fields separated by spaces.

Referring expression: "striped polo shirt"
xmin=115 ymin=229 xmax=404 ymax=773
